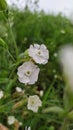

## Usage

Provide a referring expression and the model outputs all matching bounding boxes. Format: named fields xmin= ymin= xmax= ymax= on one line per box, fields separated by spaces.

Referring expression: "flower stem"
xmin=7 ymin=49 xmax=15 ymax=62
xmin=8 ymin=20 xmax=18 ymax=60
xmin=2 ymin=10 xmax=18 ymax=60
xmin=61 ymin=118 xmax=68 ymax=130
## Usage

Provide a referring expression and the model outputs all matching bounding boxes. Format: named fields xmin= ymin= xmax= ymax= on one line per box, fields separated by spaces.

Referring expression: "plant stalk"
xmin=61 ymin=118 xmax=68 ymax=130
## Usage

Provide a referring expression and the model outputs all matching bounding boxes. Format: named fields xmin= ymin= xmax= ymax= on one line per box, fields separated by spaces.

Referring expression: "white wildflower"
xmin=17 ymin=61 xmax=40 ymax=85
xmin=59 ymin=45 xmax=73 ymax=89
xmin=27 ymin=95 xmax=42 ymax=112
xmin=16 ymin=87 xmax=25 ymax=93
xmin=8 ymin=116 xmax=16 ymax=125
xmin=39 ymin=90 xmax=44 ymax=97
xmin=0 ymin=90 xmax=4 ymax=99
xmin=28 ymin=44 xmax=49 ymax=64
xmin=16 ymin=87 xmax=23 ymax=92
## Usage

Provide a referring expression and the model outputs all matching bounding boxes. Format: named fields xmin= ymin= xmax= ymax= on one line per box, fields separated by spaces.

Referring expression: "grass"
xmin=0 ymin=2 xmax=73 ymax=129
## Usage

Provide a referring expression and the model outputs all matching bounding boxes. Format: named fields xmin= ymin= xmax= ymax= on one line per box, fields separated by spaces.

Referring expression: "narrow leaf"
xmin=0 ymin=38 xmax=8 ymax=48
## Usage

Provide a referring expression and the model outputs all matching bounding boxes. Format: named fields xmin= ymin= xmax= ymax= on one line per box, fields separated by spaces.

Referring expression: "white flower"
xmin=39 ymin=90 xmax=44 ymax=97
xmin=0 ymin=90 xmax=4 ymax=99
xmin=16 ymin=87 xmax=23 ymax=93
xmin=16 ymin=87 xmax=25 ymax=94
xmin=28 ymin=44 xmax=49 ymax=64
xmin=59 ymin=45 xmax=73 ymax=89
xmin=8 ymin=116 xmax=16 ymax=125
xmin=27 ymin=95 xmax=42 ymax=112
xmin=17 ymin=61 xmax=40 ymax=85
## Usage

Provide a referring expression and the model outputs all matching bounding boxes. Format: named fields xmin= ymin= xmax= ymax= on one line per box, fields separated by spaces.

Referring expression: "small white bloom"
xmin=8 ymin=116 xmax=16 ymax=125
xmin=0 ymin=90 xmax=4 ymax=99
xmin=27 ymin=95 xmax=42 ymax=112
xmin=59 ymin=45 xmax=73 ymax=89
xmin=17 ymin=61 xmax=40 ymax=85
xmin=16 ymin=87 xmax=23 ymax=92
xmin=39 ymin=90 xmax=44 ymax=97
xmin=16 ymin=87 xmax=25 ymax=93
xmin=28 ymin=44 xmax=49 ymax=64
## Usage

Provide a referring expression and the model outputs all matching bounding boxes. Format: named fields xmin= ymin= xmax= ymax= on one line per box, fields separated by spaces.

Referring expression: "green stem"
xmin=2 ymin=10 xmax=18 ymax=60
xmin=61 ymin=118 xmax=68 ymax=130
xmin=7 ymin=49 xmax=15 ymax=62
xmin=8 ymin=20 xmax=18 ymax=60
xmin=43 ymin=80 xmax=55 ymax=105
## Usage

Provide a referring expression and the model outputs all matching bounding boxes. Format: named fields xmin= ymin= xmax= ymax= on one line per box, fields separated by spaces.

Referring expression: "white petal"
xmin=28 ymin=47 xmax=37 ymax=57
xmin=16 ymin=87 xmax=22 ymax=92
xmin=42 ymin=59 xmax=48 ymax=64
xmin=41 ymin=44 xmax=47 ymax=50
xmin=8 ymin=116 xmax=16 ymax=125
xmin=32 ymin=55 xmax=46 ymax=64
xmin=29 ymin=67 xmax=40 ymax=84
xmin=0 ymin=90 xmax=4 ymax=99
xmin=31 ymin=106 xmax=38 ymax=112
xmin=17 ymin=71 xmax=24 ymax=78
xmin=34 ymin=95 xmax=42 ymax=106
xmin=34 ymin=44 xmax=40 ymax=49
xmin=18 ymin=76 xmax=30 ymax=84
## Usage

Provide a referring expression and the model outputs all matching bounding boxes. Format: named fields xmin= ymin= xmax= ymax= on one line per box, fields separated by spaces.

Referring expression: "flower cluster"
xmin=17 ymin=43 xmax=49 ymax=112
xmin=17 ymin=43 xmax=49 ymax=85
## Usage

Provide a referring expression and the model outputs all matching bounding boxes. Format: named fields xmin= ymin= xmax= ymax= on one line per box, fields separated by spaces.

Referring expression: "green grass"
xmin=0 ymin=2 xmax=73 ymax=129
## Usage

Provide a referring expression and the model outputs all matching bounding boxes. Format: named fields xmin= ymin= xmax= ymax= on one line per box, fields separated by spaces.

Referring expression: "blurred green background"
xmin=0 ymin=0 xmax=73 ymax=129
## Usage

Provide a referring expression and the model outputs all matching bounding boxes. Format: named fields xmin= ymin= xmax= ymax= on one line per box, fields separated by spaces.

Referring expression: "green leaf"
xmin=63 ymin=86 xmax=73 ymax=111
xmin=0 ymin=0 xmax=8 ymax=18
xmin=0 ymin=78 xmax=9 ymax=83
xmin=67 ymin=110 xmax=73 ymax=120
xmin=49 ymin=126 xmax=55 ymax=130
xmin=0 ymin=38 xmax=8 ymax=48
xmin=0 ymin=0 xmax=7 ymax=11
xmin=42 ymin=106 xmax=65 ymax=115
